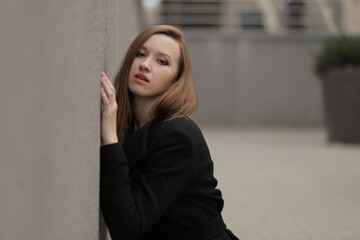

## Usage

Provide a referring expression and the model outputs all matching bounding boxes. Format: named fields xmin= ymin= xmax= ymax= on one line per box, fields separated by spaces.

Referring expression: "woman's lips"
xmin=134 ymin=73 xmax=149 ymax=84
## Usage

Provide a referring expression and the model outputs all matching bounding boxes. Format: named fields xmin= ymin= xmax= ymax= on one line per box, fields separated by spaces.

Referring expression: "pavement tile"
xmin=202 ymin=126 xmax=360 ymax=240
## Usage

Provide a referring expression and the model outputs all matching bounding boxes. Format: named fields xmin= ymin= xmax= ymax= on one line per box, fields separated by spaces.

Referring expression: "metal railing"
xmin=139 ymin=0 xmax=360 ymax=35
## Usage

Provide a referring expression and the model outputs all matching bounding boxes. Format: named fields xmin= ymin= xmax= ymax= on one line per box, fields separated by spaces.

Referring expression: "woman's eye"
xmin=136 ymin=51 xmax=146 ymax=57
xmin=157 ymin=59 xmax=168 ymax=65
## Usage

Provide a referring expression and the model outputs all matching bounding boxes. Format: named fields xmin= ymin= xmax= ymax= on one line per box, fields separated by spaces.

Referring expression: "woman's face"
xmin=128 ymin=34 xmax=180 ymax=100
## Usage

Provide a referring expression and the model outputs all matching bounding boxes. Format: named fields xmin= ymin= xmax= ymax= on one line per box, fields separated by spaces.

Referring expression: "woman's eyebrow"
xmin=157 ymin=52 xmax=171 ymax=60
xmin=141 ymin=46 xmax=172 ymax=60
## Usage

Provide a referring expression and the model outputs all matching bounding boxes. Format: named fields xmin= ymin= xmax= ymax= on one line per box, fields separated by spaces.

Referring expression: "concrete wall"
xmin=187 ymin=33 xmax=325 ymax=126
xmin=0 ymin=1 xmax=139 ymax=239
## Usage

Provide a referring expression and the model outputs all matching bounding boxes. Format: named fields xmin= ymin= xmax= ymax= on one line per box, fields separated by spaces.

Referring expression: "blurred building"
xmin=140 ymin=0 xmax=360 ymax=126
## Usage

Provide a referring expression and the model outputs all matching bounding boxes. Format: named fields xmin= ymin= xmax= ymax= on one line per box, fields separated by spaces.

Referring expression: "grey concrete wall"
xmin=187 ymin=33 xmax=325 ymax=126
xmin=0 ymin=1 xmax=139 ymax=240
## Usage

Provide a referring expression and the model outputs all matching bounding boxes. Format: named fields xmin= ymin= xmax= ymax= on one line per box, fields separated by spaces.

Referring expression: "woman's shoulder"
xmin=151 ymin=115 xmax=202 ymax=137
xmin=149 ymin=115 xmax=210 ymax=151
xmin=148 ymin=115 xmax=211 ymax=164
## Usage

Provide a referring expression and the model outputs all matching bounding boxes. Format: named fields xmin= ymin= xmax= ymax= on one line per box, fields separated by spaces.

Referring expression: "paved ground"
xmin=201 ymin=126 xmax=360 ymax=240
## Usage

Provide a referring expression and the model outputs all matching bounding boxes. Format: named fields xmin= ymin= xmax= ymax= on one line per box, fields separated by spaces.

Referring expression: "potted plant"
xmin=314 ymin=36 xmax=360 ymax=143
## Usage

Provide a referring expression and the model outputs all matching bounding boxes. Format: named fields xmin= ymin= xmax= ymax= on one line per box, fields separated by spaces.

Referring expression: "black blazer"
xmin=100 ymin=115 xmax=238 ymax=240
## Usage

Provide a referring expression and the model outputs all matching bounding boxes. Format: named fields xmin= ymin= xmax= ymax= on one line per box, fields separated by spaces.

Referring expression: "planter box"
xmin=322 ymin=68 xmax=360 ymax=143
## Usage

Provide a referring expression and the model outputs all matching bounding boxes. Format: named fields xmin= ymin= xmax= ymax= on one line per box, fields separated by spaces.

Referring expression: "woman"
xmin=100 ymin=25 xmax=239 ymax=240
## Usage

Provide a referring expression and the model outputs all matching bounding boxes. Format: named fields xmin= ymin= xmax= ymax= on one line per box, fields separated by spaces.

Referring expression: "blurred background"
xmin=0 ymin=0 xmax=359 ymax=239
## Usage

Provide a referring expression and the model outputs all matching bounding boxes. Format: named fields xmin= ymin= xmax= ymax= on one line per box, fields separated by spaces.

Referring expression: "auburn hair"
xmin=113 ymin=25 xmax=198 ymax=141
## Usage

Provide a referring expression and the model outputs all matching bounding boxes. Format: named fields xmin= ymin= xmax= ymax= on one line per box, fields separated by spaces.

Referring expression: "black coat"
xmin=100 ymin=115 xmax=238 ymax=240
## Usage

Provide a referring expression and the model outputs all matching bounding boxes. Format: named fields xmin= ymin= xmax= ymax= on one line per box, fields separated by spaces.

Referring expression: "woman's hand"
xmin=100 ymin=72 xmax=118 ymax=145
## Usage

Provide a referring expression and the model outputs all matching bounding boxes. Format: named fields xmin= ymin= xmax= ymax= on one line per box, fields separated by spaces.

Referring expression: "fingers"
xmin=100 ymin=72 xmax=116 ymax=105
xmin=101 ymin=72 xmax=116 ymax=97
xmin=100 ymin=87 xmax=109 ymax=105
xmin=100 ymin=74 xmax=118 ymax=144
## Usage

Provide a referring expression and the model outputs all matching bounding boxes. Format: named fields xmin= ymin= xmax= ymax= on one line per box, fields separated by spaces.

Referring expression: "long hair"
xmin=114 ymin=25 xmax=198 ymax=141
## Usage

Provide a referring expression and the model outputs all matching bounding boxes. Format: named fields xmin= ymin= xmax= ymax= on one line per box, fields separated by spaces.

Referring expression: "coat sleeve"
xmin=100 ymin=119 xmax=199 ymax=240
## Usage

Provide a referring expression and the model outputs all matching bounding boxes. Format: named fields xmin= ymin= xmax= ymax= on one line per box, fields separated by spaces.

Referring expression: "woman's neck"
xmin=133 ymin=97 xmax=155 ymax=130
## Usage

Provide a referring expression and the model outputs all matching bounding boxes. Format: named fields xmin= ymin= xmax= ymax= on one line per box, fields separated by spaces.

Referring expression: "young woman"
xmin=100 ymin=25 xmax=239 ymax=240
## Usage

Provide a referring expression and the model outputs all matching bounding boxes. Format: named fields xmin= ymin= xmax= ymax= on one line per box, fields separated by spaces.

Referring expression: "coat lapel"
xmin=122 ymin=120 xmax=153 ymax=167
xmin=122 ymin=115 xmax=166 ymax=167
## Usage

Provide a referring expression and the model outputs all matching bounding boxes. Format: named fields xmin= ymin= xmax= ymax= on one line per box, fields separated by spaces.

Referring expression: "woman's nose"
xmin=140 ymin=58 xmax=151 ymax=72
